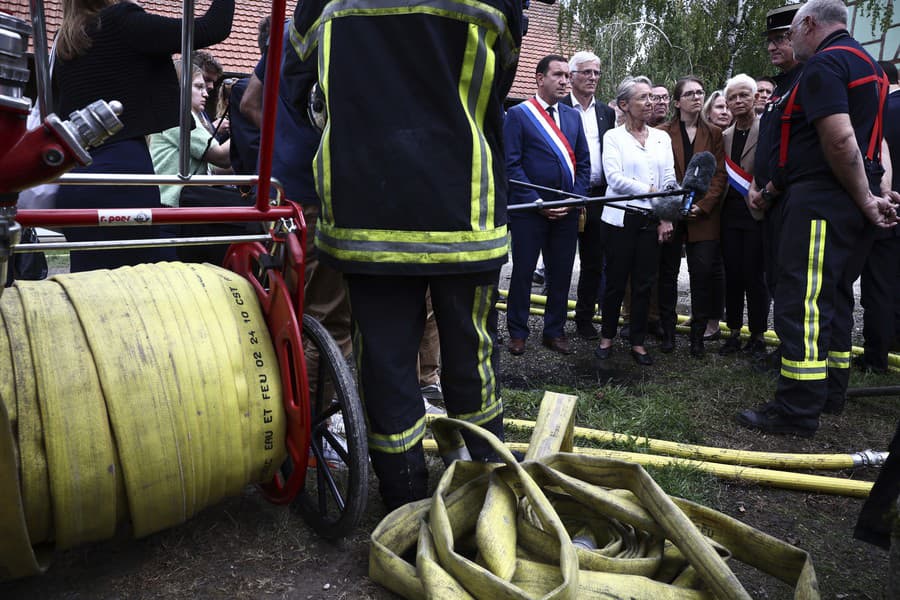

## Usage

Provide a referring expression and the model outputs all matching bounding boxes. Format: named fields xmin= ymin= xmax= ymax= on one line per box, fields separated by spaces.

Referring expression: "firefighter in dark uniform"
xmin=747 ymin=3 xmax=804 ymax=371
xmin=291 ymin=0 xmax=523 ymax=508
xmin=737 ymin=0 xmax=897 ymax=437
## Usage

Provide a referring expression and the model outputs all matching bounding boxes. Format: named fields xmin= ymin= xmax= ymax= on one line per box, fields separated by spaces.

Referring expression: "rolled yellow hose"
xmin=0 ymin=263 xmax=287 ymax=580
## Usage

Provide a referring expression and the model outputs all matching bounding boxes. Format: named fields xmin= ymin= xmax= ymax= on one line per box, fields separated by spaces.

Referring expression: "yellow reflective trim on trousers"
xmin=316 ymin=237 xmax=508 ymax=265
xmin=780 ymin=356 xmax=827 ymax=381
xmin=471 ymin=283 xmax=497 ymax=413
xmin=827 ymin=350 xmax=851 ymax=370
xmin=293 ymin=0 xmax=517 ymax=66
xmin=803 ymin=220 xmax=826 ymax=361
xmin=449 ymin=397 xmax=502 ymax=427
xmin=368 ymin=416 xmax=427 ymax=454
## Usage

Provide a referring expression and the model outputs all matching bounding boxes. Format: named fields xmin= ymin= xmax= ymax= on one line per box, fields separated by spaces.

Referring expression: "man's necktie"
xmin=547 ymin=106 xmax=556 ymax=126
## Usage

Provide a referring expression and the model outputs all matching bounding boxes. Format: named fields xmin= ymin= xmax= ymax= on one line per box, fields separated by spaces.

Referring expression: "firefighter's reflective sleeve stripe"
xmin=291 ymin=0 xmax=519 ymax=69
xmin=803 ymin=219 xmax=826 ymax=362
xmin=827 ymin=350 xmax=851 ymax=370
xmin=314 ymin=226 xmax=509 ymax=265
xmin=461 ymin=24 xmax=498 ymax=232
xmin=369 ymin=416 xmax=428 ymax=454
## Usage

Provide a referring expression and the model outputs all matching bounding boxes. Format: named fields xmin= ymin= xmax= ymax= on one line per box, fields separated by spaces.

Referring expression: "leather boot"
xmin=689 ymin=321 xmax=705 ymax=358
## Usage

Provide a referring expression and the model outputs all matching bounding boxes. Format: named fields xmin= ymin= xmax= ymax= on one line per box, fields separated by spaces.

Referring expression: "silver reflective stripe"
xmin=467 ymin=25 xmax=491 ymax=230
xmin=317 ymin=228 xmax=508 ymax=257
xmin=368 ymin=416 xmax=427 ymax=454
xmin=781 ymin=362 xmax=827 ymax=378
xmin=804 ymin=220 xmax=825 ymax=359
xmin=450 ymin=397 xmax=502 ymax=427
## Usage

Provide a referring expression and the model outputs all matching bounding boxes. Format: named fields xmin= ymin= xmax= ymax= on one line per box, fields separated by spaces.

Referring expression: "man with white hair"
xmin=737 ymin=0 xmax=897 ymax=436
xmin=561 ymin=51 xmax=616 ymax=340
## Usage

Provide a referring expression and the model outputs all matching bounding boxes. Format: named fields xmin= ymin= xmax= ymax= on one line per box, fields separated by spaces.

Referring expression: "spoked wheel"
xmin=293 ymin=314 xmax=368 ymax=538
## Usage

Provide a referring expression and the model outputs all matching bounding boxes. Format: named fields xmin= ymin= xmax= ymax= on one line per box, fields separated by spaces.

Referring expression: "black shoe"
xmin=689 ymin=336 xmax=705 ymax=357
xmin=630 ymin=349 xmax=653 ymax=366
xmin=532 ymin=268 xmax=545 ymax=285
xmin=822 ymin=397 xmax=846 ymax=416
xmin=745 ymin=338 xmax=767 ymax=359
xmin=576 ymin=320 xmax=599 ymax=340
xmin=735 ymin=407 xmax=817 ymax=437
xmin=660 ymin=327 xmax=675 ymax=353
xmin=594 ymin=345 xmax=613 ymax=360
xmin=703 ymin=329 xmax=722 ymax=342
xmin=719 ymin=333 xmax=742 ymax=355
xmin=619 ymin=323 xmax=631 ymax=340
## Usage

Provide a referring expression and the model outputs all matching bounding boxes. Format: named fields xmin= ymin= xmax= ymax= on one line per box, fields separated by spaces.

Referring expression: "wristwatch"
xmin=761 ymin=188 xmax=776 ymax=203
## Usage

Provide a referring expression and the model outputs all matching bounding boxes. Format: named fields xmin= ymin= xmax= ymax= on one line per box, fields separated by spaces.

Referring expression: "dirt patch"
xmin=2 ymin=271 xmax=898 ymax=599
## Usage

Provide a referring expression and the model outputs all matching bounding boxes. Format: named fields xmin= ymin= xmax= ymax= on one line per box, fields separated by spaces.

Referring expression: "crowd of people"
xmin=45 ymin=0 xmax=898 ymax=520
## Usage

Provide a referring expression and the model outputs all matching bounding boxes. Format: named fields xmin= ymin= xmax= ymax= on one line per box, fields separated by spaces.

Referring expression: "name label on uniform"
xmin=522 ymin=98 xmax=576 ymax=185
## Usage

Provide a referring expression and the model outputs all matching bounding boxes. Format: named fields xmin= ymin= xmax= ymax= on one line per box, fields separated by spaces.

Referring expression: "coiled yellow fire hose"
xmin=372 ymin=412 xmax=821 ymax=599
xmin=0 ymin=263 xmax=287 ymax=581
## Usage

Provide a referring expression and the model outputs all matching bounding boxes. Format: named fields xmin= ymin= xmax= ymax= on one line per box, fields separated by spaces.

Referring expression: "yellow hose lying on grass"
xmin=498 ymin=290 xmax=900 ymax=367
xmin=0 ymin=263 xmax=287 ymax=581
xmin=373 ymin=417 xmax=821 ymax=599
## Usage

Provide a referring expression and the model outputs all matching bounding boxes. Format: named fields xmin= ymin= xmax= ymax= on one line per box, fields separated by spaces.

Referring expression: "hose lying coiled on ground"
xmin=0 ymin=263 xmax=287 ymax=581
xmin=372 ymin=418 xmax=821 ymax=599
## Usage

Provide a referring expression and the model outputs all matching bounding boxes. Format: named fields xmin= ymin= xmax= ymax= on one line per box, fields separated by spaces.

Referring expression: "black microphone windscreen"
xmin=650 ymin=194 xmax=685 ymax=222
xmin=682 ymin=151 xmax=717 ymax=198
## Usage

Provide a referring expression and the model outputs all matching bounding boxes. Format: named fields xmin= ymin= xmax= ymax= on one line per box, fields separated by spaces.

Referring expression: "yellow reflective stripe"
xmin=316 ymin=21 xmax=333 ymax=223
xmin=295 ymin=0 xmax=518 ymax=66
xmin=315 ymin=224 xmax=509 ymax=264
xmin=471 ymin=283 xmax=496 ymax=411
xmin=827 ymin=350 xmax=851 ymax=370
xmin=321 ymin=226 xmax=507 ymax=244
xmin=368 ymin=416 xmax=427 ymax=454
xmin=459 ymin=25 xmax=498 ymax=232
xmin=316 ymin=236 xmax=508 ymax=265
xmin=781 ymin=356 xmax=827 ymax=381
xmin=449 ymin=397 xmax=503 ymax=427
xmin=803 ymin=220 xmax=826 ymax=361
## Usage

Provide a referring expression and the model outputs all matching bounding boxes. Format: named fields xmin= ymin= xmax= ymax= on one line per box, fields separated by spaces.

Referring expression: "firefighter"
xmin=290 ymin=0 xmax=523 ymax=508
xmin=737 ymin=0 xmax=898 ymax=437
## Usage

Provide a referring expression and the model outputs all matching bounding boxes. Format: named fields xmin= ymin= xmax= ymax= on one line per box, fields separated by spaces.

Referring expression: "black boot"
xmin=660 ymin=325 xmax=676 ymax=353
xmin=689 ymin=321 xmax=705 ymax=358
xmin=719 ymin=331 xmax=742 ymax=355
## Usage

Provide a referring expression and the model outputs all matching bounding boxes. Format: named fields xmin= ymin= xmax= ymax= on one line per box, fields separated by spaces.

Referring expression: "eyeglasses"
xmin=572 ymin=69 xmax=602 ymax=78
xmin=650 ymin=94 xmax=669 ymax=102
xmin=766 ymin=32 xmax=791 ymax=47
xmin=679 ymin=90 xmax=705 ymax=99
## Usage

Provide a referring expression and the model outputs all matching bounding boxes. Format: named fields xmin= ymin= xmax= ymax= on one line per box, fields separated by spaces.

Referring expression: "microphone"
xmin=650 ymin=151 xmax=717 ymax=221
xmin=682 ymin=151 xmax=717 ymax=198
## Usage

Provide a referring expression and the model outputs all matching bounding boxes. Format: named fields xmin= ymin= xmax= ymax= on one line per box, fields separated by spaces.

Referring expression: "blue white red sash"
xmin=521 ymin=98 xmax=576 ymax=185
xmin=725 ymin=155 xmax=752 ymax=197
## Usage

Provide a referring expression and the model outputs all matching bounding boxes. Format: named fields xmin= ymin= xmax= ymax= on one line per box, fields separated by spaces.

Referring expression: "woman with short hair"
xmin=718 ymin=73 xmax=769 ymax=357
xmin=594 ymin=76 xmax=676 ymax=366
xmin=704 ymin=90 xmax=733 ymax=129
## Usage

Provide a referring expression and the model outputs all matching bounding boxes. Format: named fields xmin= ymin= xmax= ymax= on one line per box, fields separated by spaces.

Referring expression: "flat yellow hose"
xmin=373 ymin=418 xmax=822 ymax=599
xmin=0 ymin=263 xmax=287 ymax=580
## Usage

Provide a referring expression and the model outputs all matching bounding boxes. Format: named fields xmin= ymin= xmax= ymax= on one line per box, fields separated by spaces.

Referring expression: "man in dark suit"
xmin=504 ymin=54 xmax=590 ymax=356
xmin=561 ymin=51 xmax=616 ymax=340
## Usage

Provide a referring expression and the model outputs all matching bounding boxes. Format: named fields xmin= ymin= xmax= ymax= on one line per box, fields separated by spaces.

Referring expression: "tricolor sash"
xmin=521 ymin=98 xmax=576 ymax=185
xmin=725 ymin=155 xmax=752 ymax=197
